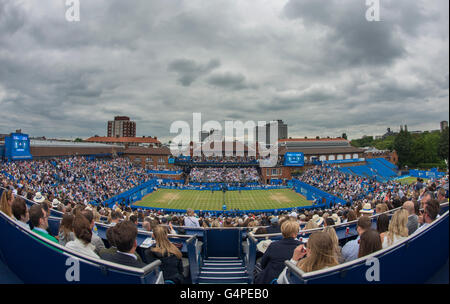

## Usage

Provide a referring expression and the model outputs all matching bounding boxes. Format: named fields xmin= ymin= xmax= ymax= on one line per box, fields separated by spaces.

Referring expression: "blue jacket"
xmin=255 ymin=237 xmax=301 ymax=284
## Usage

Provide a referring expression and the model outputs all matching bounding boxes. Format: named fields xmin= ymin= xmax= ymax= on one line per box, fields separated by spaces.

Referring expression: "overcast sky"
xmin=0 ymin=0 xmax=448 ymax=142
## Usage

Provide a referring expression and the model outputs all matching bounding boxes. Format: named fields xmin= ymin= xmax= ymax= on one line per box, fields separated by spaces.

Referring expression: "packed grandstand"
xmin=0 ymin=152 xmax=448 ymax=284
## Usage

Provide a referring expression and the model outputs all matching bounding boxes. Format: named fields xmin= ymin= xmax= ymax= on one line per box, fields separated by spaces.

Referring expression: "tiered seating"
xmin=284 ymin=210 xmax=449 ymax=284
xmin=376 ymin=158 xmax=397 ymax=170
xmin=0 ymin=211 xmax=163 ymax=284
xmin=347 ymin=165 xmax=375 ymax=179
xmin=366 ymin=158 xmax=397 ymax=179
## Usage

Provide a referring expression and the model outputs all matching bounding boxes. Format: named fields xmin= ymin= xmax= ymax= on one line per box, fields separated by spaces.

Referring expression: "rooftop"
xmin=85 ymin=136 xmax=160 ymax=144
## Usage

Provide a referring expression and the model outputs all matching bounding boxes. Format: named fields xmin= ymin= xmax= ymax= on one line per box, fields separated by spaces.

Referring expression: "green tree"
xmin=74 ymin=138 xmax=83 ymax=142
xmin=438 ymin=126 xmax=449 ymax=162
xmin=342 ymin=133 xmax=348 ymax=140
xmin=393 ymin=127 xmax=413 ymax=167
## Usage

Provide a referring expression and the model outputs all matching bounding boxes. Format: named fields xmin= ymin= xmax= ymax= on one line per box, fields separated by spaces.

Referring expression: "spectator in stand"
xmin=324 ymin=217 xmax=335 ymax=227
xmin=403 ymin=201 xmax=419 ymax=235
xmin=376 ymin=213 xmax=390 ymax=236
xmin=81 ymin=209 xmax=106 ymax=253
xmin=358 ymin=230 xmax=382 ymax=258
xmin=360 ymin=203 xmax=374 ymax=217
xmin=58 ymin=214 xmax=75 ymax=246
xmin=0 ymin=189 xmax=13 ymax=218
xmin=184 ymin=209 xmax=200 ymax=228
xmin=381 ymin=209 xmax=408 ymax=248
xmin=375 ymin=203 xmax=389 ymax=214
xmin=65 ymin=215 xmax=99 ymax=259
xmin=341 ymin=216 xmax=372 ymax=262
xmin=100 ymin=221 xmax=146 ymax=268
xmin=266 ymin=217 xmax=281 ymax=234
xmin=255 ymin=220 xmax=301 ymax=284
xmin=129 ymin=214 xmax=138 ymax=226
xmin=29 ymin=204 xmax=58 ymax=244
xmin=11 ymin=197 xmax=30 ymax=230
xmin=347 ymin=210 xmax=357 ymax=222
xmin=437 ymin=188 xmax=448 ymax=204
xmin=323 ymin=226 xmax=344 ymax=263
xmin=277 ymin=231 xmax=339 ymax=283
xmin=416 ymin=201 xmax=440 ymax=232
xmin=144 ymin=225 xmax=184 ymax=284
xmin=305 ymin=220 xmax=319 ymax=230
xmin=293 ymin=231 xmax=338 ymax=272
xmin=109 ymin=211 xmax=122 ymax=226
xmin=311 ymin=214 xmax=324 ymax=227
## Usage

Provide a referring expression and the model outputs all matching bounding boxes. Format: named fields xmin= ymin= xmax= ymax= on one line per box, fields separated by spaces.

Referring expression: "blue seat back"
xmin=0 ymin=211 xmax=162 ymax=284
xmin=285 ymin=211 xmax=449 ymax=284
xmin=204 ymin=228 xmax=242 ymax=258
xmin=186 ymin=236 xmax=200 ymax=284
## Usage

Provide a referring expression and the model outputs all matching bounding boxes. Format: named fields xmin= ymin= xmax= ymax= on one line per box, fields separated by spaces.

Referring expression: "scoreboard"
xmin=4 ymin=133 xmax=32 ymax=160
xmin=283 ymin=152 xmax=304 ymax=167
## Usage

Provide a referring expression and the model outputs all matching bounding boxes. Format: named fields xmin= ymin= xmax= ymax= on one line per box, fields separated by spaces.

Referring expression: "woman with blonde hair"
xmin=0 ymin=189 xmax=14 ymax=217
xmin=323 ymin=226 xmax=344 ymax=263
xmin=145 ymin=225 xmax=184 ymax=284
xmin=380 ymin=209 xmax=408 ymax=248
xmin=304 ymin=219 xmax=319 ymax=230
xmin=295 ymin=231 xmax=338 ymax=273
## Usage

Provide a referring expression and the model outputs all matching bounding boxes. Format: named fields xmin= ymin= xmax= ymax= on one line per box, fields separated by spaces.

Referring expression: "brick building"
xmin=107 ymin=116 xmax=136 ymax=137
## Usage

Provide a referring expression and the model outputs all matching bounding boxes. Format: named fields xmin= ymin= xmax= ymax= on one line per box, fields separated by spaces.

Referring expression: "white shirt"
xmin=382 ymin=233 xmax=407 ymax=249
xmin=66 ymin=238 xmax=99 ymax=259
xmin=15 ymin=219 xmax=30 ymax=230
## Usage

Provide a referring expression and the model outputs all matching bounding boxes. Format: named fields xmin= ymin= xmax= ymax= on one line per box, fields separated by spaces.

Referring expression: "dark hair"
xmin=59 ymin=213 xmax=74 ymax=236
xmin=40 ymin=202 xmax=49 ymax=214
xmin=129 ymin=215 xmax=138 ymax=223
xmin=357 ymin=216 xmax=372 ymax=231
xmin=254 ymin=227 xmax=267 ymax=235
xmin=376 ymin=214 xmax=389 ymax=234
xmin=81 ymin=210 xmax=94 ymax=223
xmin=358 ymin=229 xmax=382 ymax=258
xmin=347 ymin=210 xmax=357 ymax=222
xmin=111 ymin=211 xmax=122 ymax=220
xmin=72 ymin=215 xmax=92 ymax=245
xmin=11 ymin=198 xmax=27 ymax=221
xmin=425 ymin=200 xmax=440 ymax=221
xmin=325 ymin=217 xmax=335 ymax=227
xmin=29 ymin=204 xmax=45 ymax=228
xmin=106 ymin=226 xmax=117 ymax=247
xmin=114 ymin=221 xmax=137 ymax=253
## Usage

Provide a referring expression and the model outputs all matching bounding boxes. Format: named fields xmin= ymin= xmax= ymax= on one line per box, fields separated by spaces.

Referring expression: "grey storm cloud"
xmin=0 ymin=0 xmax=448 ymax=141
xmin=207 ymin=72 xmax=258 ymax=91
xmin=168 ymin=58 xmax=220 ymax=86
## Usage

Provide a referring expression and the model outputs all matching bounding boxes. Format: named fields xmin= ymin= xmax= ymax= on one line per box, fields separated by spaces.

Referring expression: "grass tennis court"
xmin=133 ymin=188 xmax=312 ymax=211
xmin=396 ymin=177 xmax=428 ymax=185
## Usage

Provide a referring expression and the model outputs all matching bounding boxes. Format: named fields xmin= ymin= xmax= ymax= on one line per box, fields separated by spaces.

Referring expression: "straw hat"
xmin=33 ymin=192 xmax=45 ymax=203
xmin=51 ymin=199 xmax=61 ymax=208
xmin=360 ymin=203 xmax=374 ymax=214
xmin=312 ymin=214 xmax=324 ymax=226
xmin=331 ymin=213 xmax=341 ymax=225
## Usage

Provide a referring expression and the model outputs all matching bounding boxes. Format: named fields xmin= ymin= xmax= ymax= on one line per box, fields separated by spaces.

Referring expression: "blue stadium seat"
xmin=283 ymin=211 xmax=449 ymax=284
xmin=0 ymin=211 xmax=163 ymax=284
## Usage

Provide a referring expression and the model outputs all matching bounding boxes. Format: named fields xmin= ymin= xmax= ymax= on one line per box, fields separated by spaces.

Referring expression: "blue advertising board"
xmin=283 ymin=152 xmax=304 ymax=167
